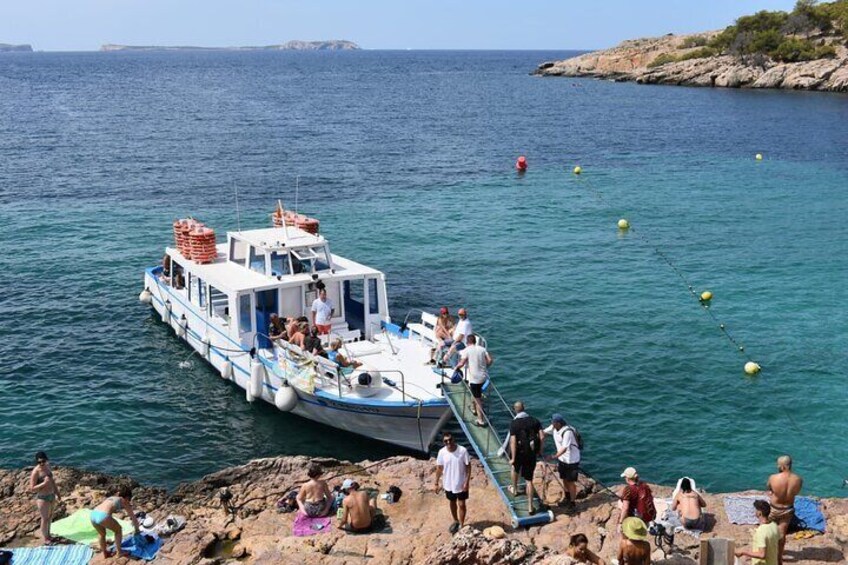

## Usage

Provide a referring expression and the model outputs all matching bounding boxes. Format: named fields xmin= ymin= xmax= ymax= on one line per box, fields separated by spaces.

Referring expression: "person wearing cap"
xmin=431 ymin=307 xmax=456 ymax=364
xmin=454 ymin=334 xmax=492 ymax=427
xmin=543 ymin=414 xmax=580 ymax=509
xmin=618 ymin=517 xmax=651 ymax=565
xmin=618 ymin=467 xmax=656 ymax=527
xmin=337 ymin=480 xmax=378 ymax=533
xmin=441 ymin=308 xmax=473 ymax=367
xmin=735 ymin=500 xmax=779 ymax=565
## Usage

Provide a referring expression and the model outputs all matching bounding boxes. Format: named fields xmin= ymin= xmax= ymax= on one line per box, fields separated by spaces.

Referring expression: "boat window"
xmin=198 ymin=278 xmax=206 ymax=308
xmin=238 ymin=294 xmax=252 ymax=332
xmin=270 ymin=251 xmax=291 ymax=277
xmin=229 ymin=238 xmax=248 ymax=265
xmin=368 ymin=278 xmax=379 ymax=314
xmin=187 ymin=273 xmax=193 ymax=302
xmin=248 ymin=246 xmax=266 ymax=275
xmin=209 ymin=285 xmax=229 ymax=324
xmin=311 ymin=246 xmax=331 ymax=271
xmin=291 ymin=248 xmax=315 ymax=274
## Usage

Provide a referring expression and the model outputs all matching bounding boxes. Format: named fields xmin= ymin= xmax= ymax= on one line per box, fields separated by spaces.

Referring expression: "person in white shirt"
xmin=435 ymin=432 xmax=471 ymax=535
xmin=543 ymin=413 xmax=581 ymax=509
xmin=441 ymin=307 xmax=473 ymax=366
xmin=454 ymin=335 xmax=492 ymax=428
xmin=311 ymin=288 xmax=335 ymax=335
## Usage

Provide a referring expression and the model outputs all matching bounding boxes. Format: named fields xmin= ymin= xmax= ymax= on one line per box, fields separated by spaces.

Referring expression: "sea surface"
xmin=1 ymin=50 xmax=846 ymax=496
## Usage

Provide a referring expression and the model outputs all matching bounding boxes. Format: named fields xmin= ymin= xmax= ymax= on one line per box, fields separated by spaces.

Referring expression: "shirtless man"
xmin=29 ymin=451 xmax=60 ymax=543
xmin=766 ymin=455 xmax=802 ymax=565
xmin=337 ymin=480 xmax=378 ymax=533
xmin=671 ymin=477 xmax=706 ymax=530
xmin=297 ymin=463 xmax=333 ymax=517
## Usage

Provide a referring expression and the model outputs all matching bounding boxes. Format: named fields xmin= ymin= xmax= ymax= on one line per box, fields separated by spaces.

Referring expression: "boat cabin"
xmin=161 ymin=226 xmax=389 ymax=349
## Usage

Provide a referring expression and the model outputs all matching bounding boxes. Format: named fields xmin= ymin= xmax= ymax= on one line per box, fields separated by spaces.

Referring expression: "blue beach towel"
xmin=9 ymin=544 xmax=93 ymax=565
xmin=114 ymin=533 xmax=164 ymax=561
xmin=793 ymin=497 xmax=826 ymax=533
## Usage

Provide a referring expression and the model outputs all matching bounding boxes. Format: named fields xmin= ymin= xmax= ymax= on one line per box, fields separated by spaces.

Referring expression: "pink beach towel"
xmin=293 ymin=513 xmax=333 ymax=536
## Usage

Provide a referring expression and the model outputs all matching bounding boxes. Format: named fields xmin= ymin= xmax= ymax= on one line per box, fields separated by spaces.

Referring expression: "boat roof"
xmin=229 ymin=226 xmax=325 ymax=251
xmin=167 ymin=229 xmax=384 ymax=294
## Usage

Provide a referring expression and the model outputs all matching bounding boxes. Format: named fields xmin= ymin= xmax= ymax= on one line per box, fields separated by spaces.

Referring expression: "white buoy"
xmin=139 ymin=288 xmax=153 ymax=304
xmin=275 ymin=384 xmax=298 ymax=411
xmin=221 ymin=359 xmax=233 ymax=380
xmin=161 ymin=300 xmax=172 ymax=323
xmin=755 ymin=153 xmax=763 ymax=161
xmin=618 ymin=218 xmax=630 ymax=230
xmin=573 ymin=166 xmax=582 ymax=175
xmin=176 ymin=315 xmax=187 ymax=338
xmin=248 ymin=361 xmax=264 ymax=401
xmin=744 ymin=361 xmax=761 ymax=375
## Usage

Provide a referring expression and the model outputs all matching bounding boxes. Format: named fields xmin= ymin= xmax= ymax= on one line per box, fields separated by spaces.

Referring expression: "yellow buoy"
xmin=573 ymin=166 xmax=582 ymax=175
xmin=617 ymin=218 xmax=630 ymax=230
xmin=700 ymin=290 xmax=713 ymax=301
xmin=755 ymin=153 xmax=763 ymax=161
xmin=744 ymin=361 xmax=761 ymax=375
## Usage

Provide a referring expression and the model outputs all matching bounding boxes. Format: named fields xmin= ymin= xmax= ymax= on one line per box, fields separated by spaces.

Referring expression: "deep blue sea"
xmin=1 ymin=50 xmax=846 ymax=496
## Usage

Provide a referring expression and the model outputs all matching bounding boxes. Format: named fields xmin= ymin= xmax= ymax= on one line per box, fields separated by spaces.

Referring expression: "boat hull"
xmin=143 ymin=269 xmax=452 ymax=452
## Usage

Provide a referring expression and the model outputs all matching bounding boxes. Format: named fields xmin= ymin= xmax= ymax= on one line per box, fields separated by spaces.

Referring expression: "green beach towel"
xmin=51 ymin=508 xmax=134 ymax=545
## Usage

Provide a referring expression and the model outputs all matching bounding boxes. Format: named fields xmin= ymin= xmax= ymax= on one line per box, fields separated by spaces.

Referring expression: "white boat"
xmin=141 ymin=213 xmax=464 ymax=452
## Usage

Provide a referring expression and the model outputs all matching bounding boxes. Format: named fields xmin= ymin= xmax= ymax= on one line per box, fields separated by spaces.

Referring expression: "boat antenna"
xmin=233 ymin=181 xmax=242 ymax=233
xmin=295 ymin=175 xmax=300 ymax=217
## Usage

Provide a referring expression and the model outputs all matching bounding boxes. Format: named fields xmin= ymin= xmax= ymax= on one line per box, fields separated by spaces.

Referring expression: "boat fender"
xmin=515 ymin=155 xmax=527 ymax=172
xmin=248 ymin=360 xmax=264 ymax=401
xmin=222 ymin=359 xmax=233 ymax=380
xmin=139 ymin=288 xmax=153 ymax=304
xmin=275 ymin=382 xmax=298 ymax=412
xmin=202 ymin=336 xmax=211 ymax=358
xmin=161 ymin=300 xmax=172 ymax=323
xmin=176 ymin=315 xmax=187 ymax=338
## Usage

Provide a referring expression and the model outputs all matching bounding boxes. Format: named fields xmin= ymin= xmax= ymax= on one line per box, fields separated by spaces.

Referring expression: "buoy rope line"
xmin=571 ymin=170 xmax=759 ymax=372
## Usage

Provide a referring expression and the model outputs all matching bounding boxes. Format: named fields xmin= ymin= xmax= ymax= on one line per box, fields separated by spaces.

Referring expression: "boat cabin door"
xmin=254 ymin=289 xmax=278 ymax=349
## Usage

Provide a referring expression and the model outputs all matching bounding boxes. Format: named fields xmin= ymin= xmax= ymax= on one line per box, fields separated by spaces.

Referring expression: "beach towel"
xmin=793 ymin=497 xmax=826 ymax=533
xmin=8 ymin=545 xmax=93 ymax=565
xmin=723 ymin=495 xmax=767 ymax=524
xmin=292 ymin=513 xmax=333 ymax=537
xmin=115 ymin=533 xmax=164 ymax=561
xmin=51 ymin=508 xmax=134 ymax=545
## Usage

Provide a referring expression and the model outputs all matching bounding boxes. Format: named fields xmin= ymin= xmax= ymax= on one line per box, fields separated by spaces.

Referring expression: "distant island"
xmin=535 ymin=0 xmax=848 ymax=92
xmin=101 ymin=40 xmax=360 ymax=52
xmin=0 ymin=43 xmax=33 ymax=52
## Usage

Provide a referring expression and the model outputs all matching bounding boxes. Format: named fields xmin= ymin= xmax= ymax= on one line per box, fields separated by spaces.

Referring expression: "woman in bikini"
xmin=29 ymin=451 xmax=60 ymax=543
xmin=432 ymin=307 xmax=455 ymax=363
xmin=566 ymin=533 xmax=606 ymax=565
xmin=296 ymin=464 xmax=333 ymax=517
xmin=90 ymin=484 xmax=141 ymax=559
xmin=672 ymin=477 xmax=706 ymax=530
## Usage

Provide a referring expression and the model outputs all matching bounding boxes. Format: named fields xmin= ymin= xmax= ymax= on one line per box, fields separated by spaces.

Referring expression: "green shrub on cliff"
xmin=681 ymin=35 xmax=709 ymax=48
xmin=709 ymin=1 xmax=848 ymax=57
xmin=648 ymin=47 xmax=718 ymax=68
xmin=648 ymin=53 xmax=678 ymax=68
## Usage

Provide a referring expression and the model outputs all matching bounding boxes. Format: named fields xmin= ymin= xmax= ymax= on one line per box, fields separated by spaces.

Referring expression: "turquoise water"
xmin=1 ymin=51 xmax=846 ymax=495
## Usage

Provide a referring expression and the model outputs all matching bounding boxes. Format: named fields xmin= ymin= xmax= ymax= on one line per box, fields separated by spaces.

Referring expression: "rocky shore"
xmin=534 ymin=33 xmax=848 ymax=92
xmin=2 ymin=456 xmax=846 ymax=564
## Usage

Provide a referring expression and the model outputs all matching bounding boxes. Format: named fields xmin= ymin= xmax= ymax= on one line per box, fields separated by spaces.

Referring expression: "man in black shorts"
xmin=435 ymin=432 xmax=472 ymax=534
xmin=508 ymin=401 xmax=544 ymax=515
xmin=543 ymin=413 xmax=581 ymax=509
xmin=454 ymin=334 xmax=493 ymax=427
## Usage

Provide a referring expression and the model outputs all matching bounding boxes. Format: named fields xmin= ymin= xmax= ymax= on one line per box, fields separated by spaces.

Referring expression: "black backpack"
xmin=514 ymin=418 xmax=540 ymax=456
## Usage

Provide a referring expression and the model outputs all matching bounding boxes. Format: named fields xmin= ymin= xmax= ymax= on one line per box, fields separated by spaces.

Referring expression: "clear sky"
xmin=1 ymin=0 xmax=798 ymax=51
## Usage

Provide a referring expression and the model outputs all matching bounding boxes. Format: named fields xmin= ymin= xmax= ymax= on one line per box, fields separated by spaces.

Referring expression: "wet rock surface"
xmin=534 ymin=33 xmax=848 ymax=92
xmin=1 ymin=456 xmax=846 ymax=564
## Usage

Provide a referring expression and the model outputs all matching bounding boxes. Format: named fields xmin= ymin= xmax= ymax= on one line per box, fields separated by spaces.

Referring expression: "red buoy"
xmin=516 ymin=156 xmax=527 ymax=172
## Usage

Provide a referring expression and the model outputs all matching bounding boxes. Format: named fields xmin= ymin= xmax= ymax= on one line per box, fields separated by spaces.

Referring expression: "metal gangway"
xmin=441 ymin=375 xmax=554 ymax=528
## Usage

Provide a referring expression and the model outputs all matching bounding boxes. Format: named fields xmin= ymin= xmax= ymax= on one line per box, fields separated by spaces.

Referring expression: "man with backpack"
xmin=543 ymin=413 xmax=581 ymax=510
xmin=618 ymin=467 xmax=656 ymax=529
xmin=508 ymin=401 xmax=544 ymax=515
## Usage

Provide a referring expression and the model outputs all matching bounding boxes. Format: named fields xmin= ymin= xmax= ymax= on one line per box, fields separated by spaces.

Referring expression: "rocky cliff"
xmin=0 ymin=43 xmax=33 ymax=52
xmin=534 ymin=33 xmax=848 ymax=92
xmin=101 ymin=41 xmax=360 ymax=52
xmin=2 ymin=456 xmax=846 ymax=564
